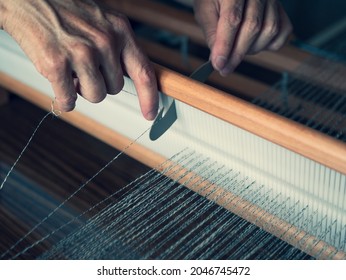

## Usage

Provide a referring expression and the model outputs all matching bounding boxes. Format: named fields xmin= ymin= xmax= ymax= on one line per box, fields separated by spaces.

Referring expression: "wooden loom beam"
xmin=155 ymin=66 xmax=346 ymax=175
xmin=137 ymin=37 xmax=268 ymax=99
xmin=1 ymin=0 xmax=345 ymax=260
xmin=100 ymin=0 xmax=346 ymax=94
xmin=99 ymin=0 xmax=346 ymax=134
xmin=139 ymin=37 xmax=346 ymax=133
xmin=162 ymin=162 xmax=346 ymax=260
xmin=0 ymin=60 xmax=345 ymax=174
xmin=98 ymin=0 xmax=310 ymax=73
xmin=99 ymin=0 xmax=205 ymax=45
xmin=0 ymin=71 xmax=345 ymax=259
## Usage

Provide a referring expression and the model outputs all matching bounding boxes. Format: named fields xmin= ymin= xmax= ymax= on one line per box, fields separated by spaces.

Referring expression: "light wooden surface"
xmin=155 ymin=66 xmax=346 ymax=175
xmin=0 ymin=67 xmax=345 ymax=175
xmin=0 ymin=71 xmax=166 ymax=172
xmin=139 ymin=37 xmax=346 ymax=134
xmin=137 ymin=37 xmax=269 ymax=99
xmin=1 ymin=71 xmax=345 ymax=260
xmin=99 ymin=0 xmax=307 ymax=72
xmin=100 ymin=0 xmax=205 ymax=44
xmin=99 ymin=0 xmax=346 ymax=92
xmin=1 ymin=0 xmax=344 ymax=261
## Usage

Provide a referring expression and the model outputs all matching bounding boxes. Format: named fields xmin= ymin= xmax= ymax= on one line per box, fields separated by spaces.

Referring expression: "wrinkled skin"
xmin=0 ymin=0 xmax=292 ymax=119
xmin=194 ymin=0 xmax=292 ymax=75
xmin=0 ymin=0 xmax=158 ymax=119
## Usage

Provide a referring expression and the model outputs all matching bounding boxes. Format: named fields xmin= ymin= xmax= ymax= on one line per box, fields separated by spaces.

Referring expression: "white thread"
xmin=0 ymin=111 xmax=52 ymax=190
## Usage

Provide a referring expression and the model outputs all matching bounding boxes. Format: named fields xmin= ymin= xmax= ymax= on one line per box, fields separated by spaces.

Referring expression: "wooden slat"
xmin=99 ymin=0 xmax=205 ymax=45
xmin=137 ymin=37 xmax=268 ymax=99
xmin=155 ymin=66 xmax=346 ymax=174
xmin=98 ymin=0 xmax=308 ymax=72
xmin=0 ymin=72 xmax=166 ymax=171
xmin=0 ymin=68 xmax=345 ymax=175
xmin=99 ymin=0 xmax=346 ymax=93
xmin=163 ymin=161 xmax=346 ymax=260
xmin=1 ymin=97 xmax=330 ymax=260
xmin=140 ymin=38 xmax=346 ymax=135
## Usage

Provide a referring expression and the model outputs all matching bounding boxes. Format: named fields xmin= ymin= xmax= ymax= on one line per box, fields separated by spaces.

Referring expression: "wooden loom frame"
xmin=0 ymin=0 xmax=346 ymax=260
xmin=0 ymin=67 xmax=346 ymax=259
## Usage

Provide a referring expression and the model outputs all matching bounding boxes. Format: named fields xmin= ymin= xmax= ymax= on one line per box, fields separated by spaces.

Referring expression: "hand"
xmin=0 ymin=0 xmax=158 ymax=120
xmin=193 ymin=0 xmax=293 ymax=76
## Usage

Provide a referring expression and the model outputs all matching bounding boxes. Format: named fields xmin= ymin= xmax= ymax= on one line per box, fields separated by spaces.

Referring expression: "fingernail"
xmin=215 ymin=56 xmax=227 ymax=71
xmin=146 ymin=109 xmax=158 ymax=121
xmin=220 ymin=66 xmax=233 ymax=77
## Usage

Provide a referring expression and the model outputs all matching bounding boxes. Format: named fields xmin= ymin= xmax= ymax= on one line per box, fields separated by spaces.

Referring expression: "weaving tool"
xmin=0 ymin=17 xmax=345 ymax=260
xmin=150 ymin=60 xmax=213 ymax=140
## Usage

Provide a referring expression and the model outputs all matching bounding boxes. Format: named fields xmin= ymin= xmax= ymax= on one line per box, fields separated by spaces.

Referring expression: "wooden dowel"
xmin=154 ymin=65 xmax=346 ymax=175
xmin=0 ymin=71 xmax=166 ymax=170
xmin=99 ymin=0 xmax=205 ymax=45
xmin=137 ymin=37 xmax=269 ymax=98
xmin=140 ymin=38 xmax=346 ymax=133
xmin=1 ymin=67 xmax=345 ymax=175
xmin=98 ymin=0 xmax=312 ymax=74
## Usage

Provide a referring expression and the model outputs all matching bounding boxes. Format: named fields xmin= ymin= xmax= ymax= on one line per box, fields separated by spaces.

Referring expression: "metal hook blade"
xmin=149 ymin=61 xmax=213 ymax=141
xmin=149 ymin=101 xmax=177 ymax=141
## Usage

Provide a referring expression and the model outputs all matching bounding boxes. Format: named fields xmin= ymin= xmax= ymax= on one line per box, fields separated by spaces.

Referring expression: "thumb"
xmin=193 ymin=0 xmax=219 ymax=50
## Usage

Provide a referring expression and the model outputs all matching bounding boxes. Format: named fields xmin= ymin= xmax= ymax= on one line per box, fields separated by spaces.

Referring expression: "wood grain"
xmin=0 ymin=67 xmax=345 ymax=175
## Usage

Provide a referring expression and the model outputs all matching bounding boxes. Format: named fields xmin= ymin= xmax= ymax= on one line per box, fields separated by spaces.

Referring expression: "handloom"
xmin=0 ymin=2 xmax=345 ymax=260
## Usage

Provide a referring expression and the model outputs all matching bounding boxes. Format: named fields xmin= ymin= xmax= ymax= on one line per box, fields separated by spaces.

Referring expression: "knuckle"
xmin=109 ymin=13 xmax=131 ymax=31
xmin=224 ymin=7 xmax=243 ymax=28
xmin=264 ymin=21 xmax=279 ymax=38
xmin=73 ymin=42 xmax=94 ymax=62
xmin=137 ymin=63 xmax=155 ymax=86
xmin=268 ymin=41 xmax=283 ymax=51
xmin=43 ymin=55 xmax=68 ymax=82
xmin=245 ymin=16 xmax=262 ymax=34
xmin=94 ymin=31 xmax=112 ymax=51
xmin=107 ymin=80 xmax=124 ymax=95
xmin=56 ymin=95 xmax=77 ymax=111
xmin=204 ymin=29 xmax=217 ymax=48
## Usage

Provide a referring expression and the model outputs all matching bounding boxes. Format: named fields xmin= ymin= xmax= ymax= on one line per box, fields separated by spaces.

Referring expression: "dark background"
xmin=281 ymin=0 xmax=346 ymax=40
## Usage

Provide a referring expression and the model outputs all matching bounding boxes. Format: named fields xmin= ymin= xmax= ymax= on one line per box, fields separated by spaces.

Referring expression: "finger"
xmin=99 ymin=57 xmax=124 ymax=95
xmin=248 ymin=0 xmax=280 ymax=54
xmin=219 ymin=0 xmax=266 ymax=76
xmin=266 ymin=3 xmax=293 ymax=51
xmin=210 ymin=0 xmax=246 ymax=73
xmin=51 ymin=64 xmax=78 ymax=112
xmin=193 ymin=0 xmax=219 ymax=49
xmin=106 ymin=13 xmax=158 ymax=120
xmin=122 ymin=39 xmax=158 ymax=121
xmin=72 ymin=45 xmax=107 ymax=104
xmin=95 ymin=31 xmax=125 ymax=95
